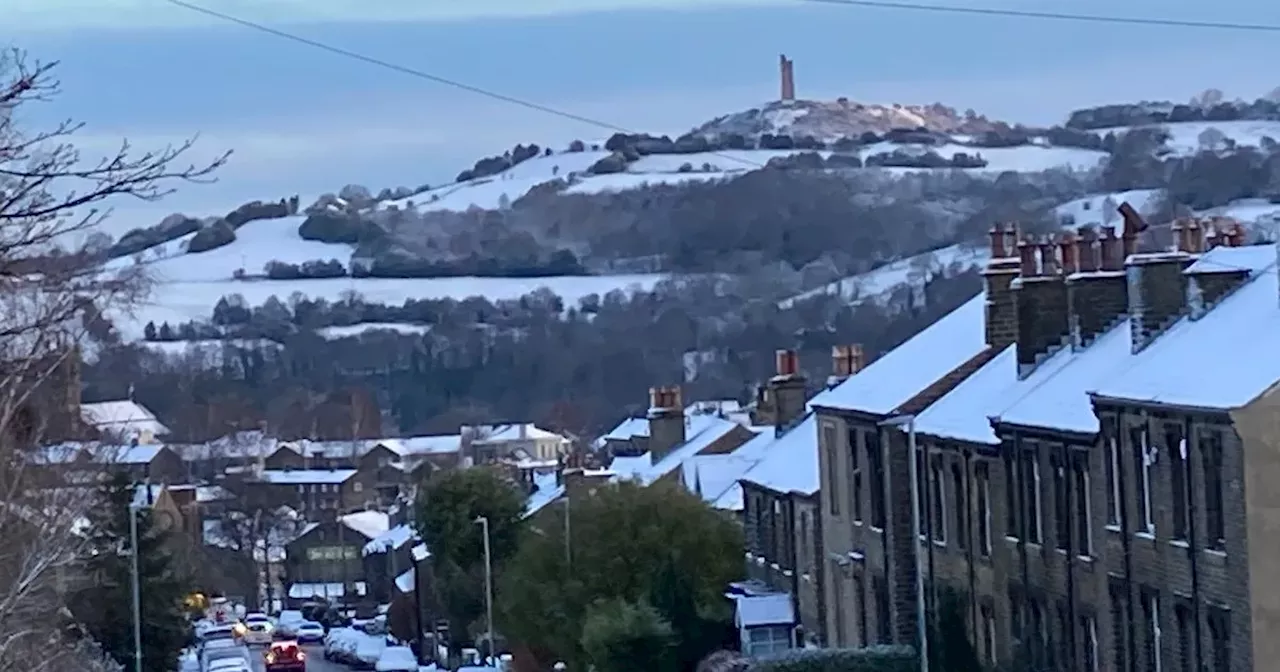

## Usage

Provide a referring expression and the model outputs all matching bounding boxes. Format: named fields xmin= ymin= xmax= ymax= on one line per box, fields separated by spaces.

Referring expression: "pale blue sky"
xmin=9 ymin=0 xmax=1280 ymax=228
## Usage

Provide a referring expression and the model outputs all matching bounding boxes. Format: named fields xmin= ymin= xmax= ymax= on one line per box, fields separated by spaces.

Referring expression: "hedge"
xmin=750 ymin=646 xmax=917 ymax=672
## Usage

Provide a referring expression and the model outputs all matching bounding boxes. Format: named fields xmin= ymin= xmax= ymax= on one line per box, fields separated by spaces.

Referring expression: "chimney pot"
xmin=1003 ymin=223 xmax=1019 ymax=257
xmin=1227 ymin=222 xmax=1246 ymax=247
xmin=831 ymin=345 xmax=852 ymax=377
xmin=1076 ymin=226 xmax=1098 ymax=272
xmin=1206 ymin=226 xmax=1221 ymax=250
xmin=988 ymin=225 xmax=1008 ymax=258
xmin=1171 ymin=220 xmax=1186 ymax=253
xmin=849 ymin=344 xmax=865 ymax=373
xmin=1099 ymin=225 xmax=1121 ymax=271
xmin=1185 ymin=219 xmax=1202 ymax=254
xmin=1017 ymin=238 xmax=1038 ymax=277
xmin=1058 ymin=232 xmax=1078 ymax=275
xmin=775 ymin=349 xmax=799 ymax=377
xmin=1038 ymin=238 xmax=1059 ymax=276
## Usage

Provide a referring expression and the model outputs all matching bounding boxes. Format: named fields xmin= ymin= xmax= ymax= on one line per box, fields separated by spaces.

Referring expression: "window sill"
xmin=1203 ymin=548 xmax=1227 ymax=561
xmin=931 ymin=539 xmax=947 ymax=548
xmin=868 ymin=526 xmax=884 ymax=534
xmin=1170 ymin=539 xmax=1190 ymax=549
xmin=1135 ymin=531 xmax=1156 ymax=541
xmin=1104 ymin=524 xmax=1121 ymax=533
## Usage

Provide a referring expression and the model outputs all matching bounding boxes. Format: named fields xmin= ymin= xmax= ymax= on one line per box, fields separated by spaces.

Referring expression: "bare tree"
xmin=0 ymin=49 xmax=225 ymax=669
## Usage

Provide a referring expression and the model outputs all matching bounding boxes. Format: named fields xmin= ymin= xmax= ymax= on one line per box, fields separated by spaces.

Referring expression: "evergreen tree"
xmin=73 ymin=474 xmax=192 ymax=672
xmin=650 ymin=555 xmax=733 ymax=672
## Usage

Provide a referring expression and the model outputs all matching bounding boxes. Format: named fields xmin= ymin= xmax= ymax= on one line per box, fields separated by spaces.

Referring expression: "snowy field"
xmin=113 ymin=273 xmax=663 ymax=340
xmin=1102 ymin=120 xmax=1280 ymax=156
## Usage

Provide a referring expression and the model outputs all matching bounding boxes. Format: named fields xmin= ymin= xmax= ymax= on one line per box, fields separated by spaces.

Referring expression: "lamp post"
xmin=474 ymin=516 xmax=494 ymax=664
xmin=881 ymin=414 xmax=927 ymax=672
xmin=129 ymin=502 xmax=143 ymax=672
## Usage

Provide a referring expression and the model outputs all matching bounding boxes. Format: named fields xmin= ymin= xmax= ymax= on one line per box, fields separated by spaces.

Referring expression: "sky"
xmin=9 ymin=0 xmax=1280 ymax=232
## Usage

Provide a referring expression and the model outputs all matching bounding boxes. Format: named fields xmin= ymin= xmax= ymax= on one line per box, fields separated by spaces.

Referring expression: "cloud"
xmin=9 ymin=0 xmax=791 ymax=31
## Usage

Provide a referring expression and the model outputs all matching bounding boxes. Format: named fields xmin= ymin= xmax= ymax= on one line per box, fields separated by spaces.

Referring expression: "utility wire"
xmin=798 ymin=0 xmax=1280 ymax=33
xmin=160 ymin=0 xmax=766 ymax=167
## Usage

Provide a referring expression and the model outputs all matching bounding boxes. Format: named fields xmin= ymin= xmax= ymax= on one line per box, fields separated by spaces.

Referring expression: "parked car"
xmin=275 ymin=610 xmax=303 ymax=637
xmin=375 ymin=646 xmax=417 ymax=672
xmin=351 ymin=634 xmax=387 ymax=670
xmin=263 ymin=641 xmax=307 ymax=672
xmin=294 ymin=620 xmax=325 ymax=643
xmin=324 ymin=627 xmax=360 ymax=663
xmin=206 ymin=659 xmax=252 ymax=672
xmin=200 ymin=642 xmax=250 ymax=672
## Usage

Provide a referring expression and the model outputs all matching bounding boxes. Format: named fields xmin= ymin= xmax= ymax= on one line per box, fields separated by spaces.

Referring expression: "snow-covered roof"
xmin=30 ymin=441 xmax=165 ymax=465
xmin=810 ymin=293 xmax=987 ymax=414
xmin=594 ymin=399 xmax=755 ymax=450
xmin=340 ymin=510 xmax=390 ymax=539
xmin=909 ymin=243 xmax=1280 ymax=440
xmin=734 ymin=594 xmax=795 ymax=627
xmin=523 ymin=470 xmax=565 ymax=519
xmin=173 ymin=431 xmax=279 ymax=461
xmin=411 ymin=543 xmax=430 ymax=562
xmin=465 ymin=423 xmax=566 ymax=444
xmin=679 ymin=426 xmax=778 ymax=511
xmin=258 ymin=469 xmax=358 ymax=485
xmin=608 ymin=415 xmax=742 ymax=486
xmin=378 ymin=434 xmax=462 ymax=455
xmin=740 ymin=414 xmax=819 ymax=496
xmin=362 ymin=523 xmax=418 ymax=556
xmin=1089 ymin=254 xmax=1280 ymax=409
xmin=79 ymin=400 xmax=170 ymax=439
xmin=288 ymin=583 xmax=344 ymax=599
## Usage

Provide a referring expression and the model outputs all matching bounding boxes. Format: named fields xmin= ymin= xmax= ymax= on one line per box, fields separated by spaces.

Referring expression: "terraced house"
xmin=814 ymin=209 xmax=1280 ymax=671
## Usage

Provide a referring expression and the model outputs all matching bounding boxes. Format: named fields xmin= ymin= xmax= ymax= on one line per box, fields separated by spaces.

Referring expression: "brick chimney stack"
xmin=779 ymin=54 xmax=795 ymax=101
xmin=1066 ymin=224 xmax=1129 ymax=351
xmin=767 ymin=349 xmax=807 ymax=430
xmin=982 ymin=223 xmax=1021 ymax=349
xmin=646 ymin=386 xmax=686 ymax=461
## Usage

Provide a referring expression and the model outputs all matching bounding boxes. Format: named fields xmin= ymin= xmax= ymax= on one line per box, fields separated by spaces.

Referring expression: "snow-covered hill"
xmin=691 ymin=99 xmax=997 ymax=142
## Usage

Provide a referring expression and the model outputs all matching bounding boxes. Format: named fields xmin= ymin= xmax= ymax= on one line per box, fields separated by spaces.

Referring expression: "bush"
xmin=224 ymin=199 xmax=291 ymax=228
xmin=107 ymin=213 xmax=202 ymax=258
xmin=186 ymin=220 xmax=236 ymax=253
xmin=588 ymin=153 xmax=629 ymax=175
xmin=580 ymin=599 xmax=675 ymax=672
xmin=298 ymin=212 xmax=379 ymax=244
xmin=749 ymin=646 xmax=917 ymax=672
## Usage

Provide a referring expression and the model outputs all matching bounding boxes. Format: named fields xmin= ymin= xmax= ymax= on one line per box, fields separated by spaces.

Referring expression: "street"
xmin=248 ymin=644 xmax=344 ymax=672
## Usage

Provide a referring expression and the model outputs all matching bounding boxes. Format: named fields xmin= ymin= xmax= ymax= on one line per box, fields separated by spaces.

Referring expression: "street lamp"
xmin=881 ymin=414 xmax=927 ymax=672
xmin=128 ymin=502 xmax=143 ymax=672
xmin=474 ymin=516 xmax=495 ymax=665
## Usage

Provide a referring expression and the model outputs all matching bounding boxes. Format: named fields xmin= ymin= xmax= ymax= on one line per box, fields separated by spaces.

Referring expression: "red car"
xmin=264 ymin=641 xmax=307 ymax=672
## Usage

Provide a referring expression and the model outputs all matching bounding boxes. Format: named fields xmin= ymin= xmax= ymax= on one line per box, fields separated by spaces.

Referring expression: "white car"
xmin=275 ymin=610 xmax=303 ymax=637
xmin=294 ymin=620 xmax=325 ymax=643
xmin=240 ymin=620 xmax=273 ymax=645
xmin=375 ymin=646 xmax=418 ymax=672
xmin=206 ymin=659 xmax=251 ymax=672
xmin=200 ymin=643 xmax=250 ymax=672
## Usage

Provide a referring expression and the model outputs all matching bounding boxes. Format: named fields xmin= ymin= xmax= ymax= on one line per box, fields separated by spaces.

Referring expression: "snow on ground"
xmin=780 ymin=244 xmax=989 ymax=309
xmin=1053 ymin=189 xmax=1161 ymax=227
xmin=107 ymin=215 xmax=352 ymax=282
xmin=113 ymin=273 xmax=664 ymax=341
xmin=318 ymin=323 xmax=431 ymax=339
xmin=1102 ymin=120 xmax=1280 ymax=156
xmin=860 ymin=141 xmax=1107 ymax=172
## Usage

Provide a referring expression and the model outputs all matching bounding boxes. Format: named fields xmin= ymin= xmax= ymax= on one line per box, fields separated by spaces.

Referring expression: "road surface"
xmin=246 ymin=644 xmax=344 ymax=672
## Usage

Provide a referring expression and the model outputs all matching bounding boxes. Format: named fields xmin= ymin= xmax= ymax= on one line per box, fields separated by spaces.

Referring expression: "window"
xmin=980 ymin=604 xmax=997 ymax=664
xmin=1005 ymin=454 xmax=1019 ymax=538
xmin=868 ymin=436 xmax=886 ymax=529
xmin=1142 ymin=589 xmax=1161 ymax=672
xmin=746 ymin=626 xmax=792 ymax=656
xmin=798 ymin=512 xmax=810 ymax=572
xmin=1201 ymin=430 xmax=1226 ymax=551
xmin=976 ymin=462 xmax=992 ymax=556
xmin=1054 ymin=454 xmax=1070 ymax=551
xmin=854 ymin=572 xmax=867 ymax=647
xmin=1009 ymin=592 xmax=1023 ymax=645
xmin=1175 ymin=602 xmax=1193 ymax=672
xmin=353 ymin=481 xmax=363 ymax=493
xmin=1074 ymin=460 xmax=1093 ymax=557
xmin=1133 ymin=425 xmax=1155 ymax=535
xmin=1109 ymin=580 xmax=1128 ymax=672
xmin=1104 ymin=418 xmax=1121 ymax=527
xmin=1208 ymin=606 xmax=1231 ymax=672
xmin=915 ymin=448 xmax=927 ymax=539
xmin=1167 ymin=425 xmax=1189 ymax=541
xmin=1023 ymin=452 xmax=1042 ymax=544
xmin=930 ymin=458 xmax=946 ymax=544
xmin=952 ymin=463 xmax=966 ymax=551
xmin=849 ymin=428 xmax=863 ymax=523
xmin=1081 ymin=614 xmax=1099 ymax=672
xmin=823 ymin=425 xmax=840 ymax=516
xmin=874 ymin=575 xmax=891 ymax=644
